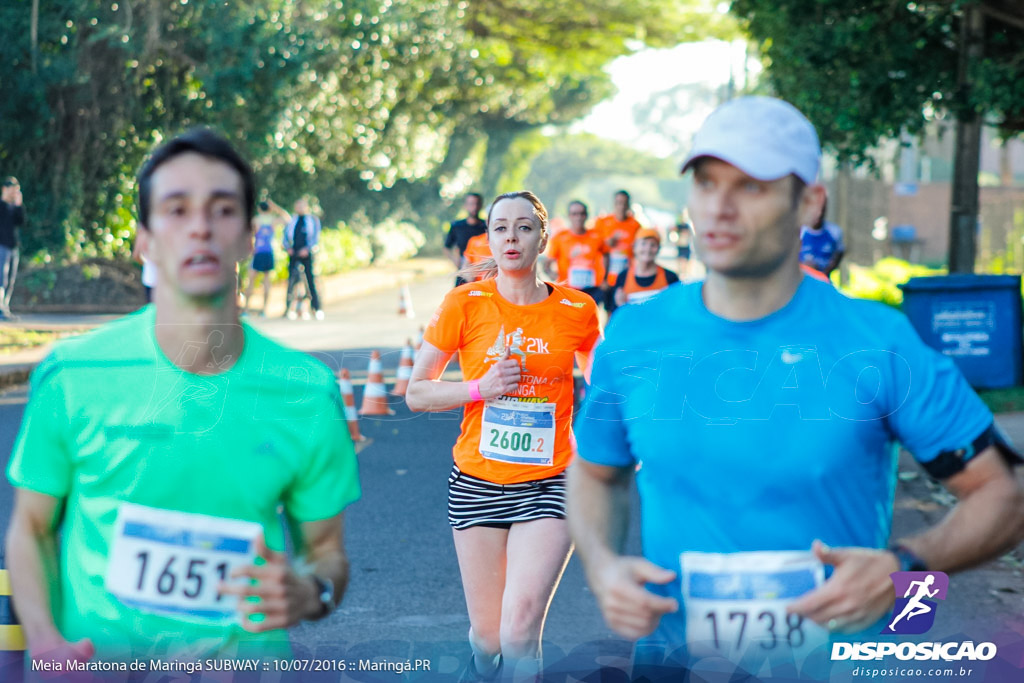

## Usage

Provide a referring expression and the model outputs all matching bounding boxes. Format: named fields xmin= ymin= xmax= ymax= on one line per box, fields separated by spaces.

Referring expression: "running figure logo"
xmin=882 ymin=571 xmax=949 ymax=635
xmin=485 ymin=325 xmax=528 ymax=365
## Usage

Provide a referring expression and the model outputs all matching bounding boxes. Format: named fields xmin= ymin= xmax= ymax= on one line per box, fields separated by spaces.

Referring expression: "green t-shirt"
xmin=7 ymin=306 xmax=360 ymax=660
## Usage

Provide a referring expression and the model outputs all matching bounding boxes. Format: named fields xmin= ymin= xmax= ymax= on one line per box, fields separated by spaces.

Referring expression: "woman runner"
xmin=407 ymin=191 xmax=601 ymax=680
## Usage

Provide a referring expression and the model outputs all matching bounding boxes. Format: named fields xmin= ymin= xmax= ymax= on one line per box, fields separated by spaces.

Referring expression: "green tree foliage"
xmin=524 ymin=134 xmax=677 ymax=211
xmin=0 ymin=0 xmax=714 ymax=262
xmin=729 ymin=0 xmax=1024 ymax=165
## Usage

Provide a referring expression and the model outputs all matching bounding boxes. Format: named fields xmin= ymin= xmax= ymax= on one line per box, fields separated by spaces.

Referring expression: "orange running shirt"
xmin=594 ymin=214 xmax=642 ymax=285
xmin=545 ymin=229 xmax=608 ymax=289
xmin=461 ymin=233 xmax=492 ymax=281
xmin=621 ymin=265 xmax=671 ymax=303
xmin=463 ymin=233 xmax=491 ymax=266
xmin=423 ymin=278 xmax=601 ymax=484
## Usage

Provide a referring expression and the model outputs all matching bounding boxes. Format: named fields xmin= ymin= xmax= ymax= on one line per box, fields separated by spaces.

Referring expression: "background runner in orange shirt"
xmin=406 ymin=191 xmax=601 ymax=681
xmin=541 ymin=200 xmax=608 ymax=305
xmin=609 ymin=228 xmax=679 ymax=312
xmin=593 ymin=189 xmax=642 ymax=291
xmin=461 ymin=232 xmax=492 ymax=282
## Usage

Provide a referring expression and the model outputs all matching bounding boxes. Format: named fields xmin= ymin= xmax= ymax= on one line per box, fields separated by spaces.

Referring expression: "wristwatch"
xmin=889 ymin=544 xmax=928 ymax=572
xmin=310 ymin=575 xmax=335 ymax=619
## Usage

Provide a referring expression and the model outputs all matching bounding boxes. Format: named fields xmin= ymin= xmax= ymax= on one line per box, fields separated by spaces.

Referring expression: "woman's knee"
xmin=499 ymin=596 xmax=546 ymax=651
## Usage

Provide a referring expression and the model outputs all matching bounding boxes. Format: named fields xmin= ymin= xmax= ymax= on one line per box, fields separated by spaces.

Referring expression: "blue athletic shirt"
xmin=575 ymin=275 xmax=994 ymax=645
xmin=800 ymin=221 xmax=844 ymax=271
xmin=254 ymin=223 xmax=275 ymax=254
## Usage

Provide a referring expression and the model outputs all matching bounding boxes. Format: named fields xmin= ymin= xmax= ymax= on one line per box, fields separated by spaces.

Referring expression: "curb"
xmin=0 ymin=257 xmax=454 ymax=390
xmin=0 ymin=365 xmax=33 ymax=392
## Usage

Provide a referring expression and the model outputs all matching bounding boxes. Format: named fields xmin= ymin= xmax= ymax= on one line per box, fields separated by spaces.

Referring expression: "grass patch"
xmin=979 ymin=386 xmax=1024 ymax=414
xmin=0 ymin=328 xmax=64 ymax=355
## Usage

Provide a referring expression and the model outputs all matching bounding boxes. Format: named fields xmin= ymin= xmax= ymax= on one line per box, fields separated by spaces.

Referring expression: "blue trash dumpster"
xmin=899 ymin=274 xmax=1023 ymax=389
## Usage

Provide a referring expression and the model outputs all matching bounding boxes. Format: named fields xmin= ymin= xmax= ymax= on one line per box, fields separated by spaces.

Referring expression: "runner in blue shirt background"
xmin=800 ymin=195 xmax=845 ymax=276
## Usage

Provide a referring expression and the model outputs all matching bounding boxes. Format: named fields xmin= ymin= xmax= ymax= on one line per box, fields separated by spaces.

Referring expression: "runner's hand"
xmin=221 ymin=536 xmax=320 ymax=632
xmin=478 ymin=345 xmax=521 ymax=399
xmin=787 ymin=539 xmax=899 ymax=633
xmin=591 ymin=556 xmax=678 ymax=640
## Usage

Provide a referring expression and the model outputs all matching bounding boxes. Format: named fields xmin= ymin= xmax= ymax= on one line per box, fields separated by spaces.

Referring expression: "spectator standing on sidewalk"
xmin=283 ymin=197 xmax=324 ymax=320
xmin=244 ymin=199 xmax=288 ymax=316
xmin=0 ymin=176 xmax=25 ymax=319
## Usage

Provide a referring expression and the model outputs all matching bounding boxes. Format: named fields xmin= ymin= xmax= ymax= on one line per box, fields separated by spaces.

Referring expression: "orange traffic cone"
xmin=359 ymin=350 xmax=394 ymax=415
xmin=337 ymin=369 xmax=366 ymax=443
xmin=398 ymin=284 xmax=415 ymax=318
xmin=392 ymin=339 xmax=415 ymax=396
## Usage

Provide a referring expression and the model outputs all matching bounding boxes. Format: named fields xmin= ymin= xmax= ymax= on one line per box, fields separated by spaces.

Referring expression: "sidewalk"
xmin=0 ymin=257 xmax=453 ymax=390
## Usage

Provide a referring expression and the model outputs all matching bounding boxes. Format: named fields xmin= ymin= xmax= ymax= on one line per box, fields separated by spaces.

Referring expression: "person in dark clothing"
xmin=444 ymin=192 xmax=486 ymax=287
xmin=0 ymin=177 xmax=25 ymax=319
xmin=283 ymin=197 xmax=324 ymax=320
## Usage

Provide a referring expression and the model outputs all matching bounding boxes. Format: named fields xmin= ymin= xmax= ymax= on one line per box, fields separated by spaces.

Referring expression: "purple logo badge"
xmin=882 ymin=571 xmax=949 ymax=635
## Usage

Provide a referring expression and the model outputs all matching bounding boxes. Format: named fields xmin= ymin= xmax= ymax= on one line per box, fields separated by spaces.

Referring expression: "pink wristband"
xmin=467 ymin=379 xmax=483 ymax=402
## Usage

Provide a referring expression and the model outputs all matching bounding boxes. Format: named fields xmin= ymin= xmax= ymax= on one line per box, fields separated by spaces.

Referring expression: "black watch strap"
xmin=310 ymin=575 xmax=335 ymax=620
xmin=889 ymin=544 xmax=928 ymax=572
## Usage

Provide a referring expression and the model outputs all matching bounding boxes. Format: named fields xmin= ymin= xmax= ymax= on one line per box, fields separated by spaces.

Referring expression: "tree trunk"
xmin=835 ymin=161 xmax=852 ymax=281
xmin=1000 ymin=139 xmax=1013 ymax=186
xmin=30 ymin=0 xmax=39 ymax=73
xmin=948 ymin=4 xmax=984 ymax=273
xmin=479 ymin=119 xmax=529 ymax=201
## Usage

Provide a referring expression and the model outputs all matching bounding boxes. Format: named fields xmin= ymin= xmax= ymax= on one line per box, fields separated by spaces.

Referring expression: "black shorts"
xmin=447 ymin=464 xmax=567 ymax=530
xmin=252 ymin=252 xmax=275 ymax=272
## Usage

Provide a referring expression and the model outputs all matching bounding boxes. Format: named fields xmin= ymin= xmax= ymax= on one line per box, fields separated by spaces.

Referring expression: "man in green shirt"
xmin=5 ymin=129 xmax=360 ymax=663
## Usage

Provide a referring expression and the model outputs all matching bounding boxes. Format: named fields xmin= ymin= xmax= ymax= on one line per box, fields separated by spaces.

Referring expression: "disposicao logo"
xmin=884 ymin=571 xmax=948 ymax=635
xmin=831 ymin=571 xmax=997 ymax=663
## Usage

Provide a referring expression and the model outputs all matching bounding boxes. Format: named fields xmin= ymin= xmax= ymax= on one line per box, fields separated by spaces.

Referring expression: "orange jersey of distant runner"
xmin=461 ymin=233 xmax=492 ymax=281
xmin=594 ymin=214 xmax=642 ymax=285
xmin=545 ymin=229 xmax=608 ymax=290
xmin=463 ymin=233 xmax=491 ymax=266
xmin=423 ymin=278 xmax=601 ymax=484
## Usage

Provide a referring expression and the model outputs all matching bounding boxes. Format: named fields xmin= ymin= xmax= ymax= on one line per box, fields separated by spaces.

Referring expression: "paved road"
xmin=1 ymin=273 xmax=1024 ymax=680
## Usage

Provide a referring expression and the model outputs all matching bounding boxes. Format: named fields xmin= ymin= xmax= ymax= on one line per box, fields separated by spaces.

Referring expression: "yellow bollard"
xmin=0 ymin=568 xmax=26 ymax=651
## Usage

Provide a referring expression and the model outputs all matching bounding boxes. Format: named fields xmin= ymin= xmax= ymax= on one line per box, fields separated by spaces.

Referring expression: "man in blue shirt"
xmin=800 ymin=196 xmax=844 ymax=276
xmin=568 ymin=96 xmax=1023 ymax=671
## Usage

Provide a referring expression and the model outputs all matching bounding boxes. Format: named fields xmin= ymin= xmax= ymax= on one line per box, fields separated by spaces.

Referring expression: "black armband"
xmin=920 ymin=423 xmax=1023 ymax=480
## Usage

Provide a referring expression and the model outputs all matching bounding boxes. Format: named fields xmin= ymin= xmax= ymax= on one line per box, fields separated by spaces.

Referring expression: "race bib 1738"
xmin=681 ymin=550 xmax=828 ymax=664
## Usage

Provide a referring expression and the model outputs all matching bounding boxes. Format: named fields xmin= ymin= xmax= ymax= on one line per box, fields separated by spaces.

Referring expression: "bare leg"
xmin=500 ymin=517 xmax=572 ymax=674
xmin=453 ymin=525 xmax=508 ymax=675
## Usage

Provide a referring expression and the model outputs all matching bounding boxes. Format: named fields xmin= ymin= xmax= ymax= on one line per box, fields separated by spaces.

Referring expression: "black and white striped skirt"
xmin=447 ymin=464 xmax=567 ymax=530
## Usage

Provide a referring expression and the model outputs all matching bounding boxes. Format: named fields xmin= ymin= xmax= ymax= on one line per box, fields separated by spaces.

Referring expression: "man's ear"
xmin=136 ymin=225 xmax=151 ymax=260
xmin=798 ymin=184 xmax=827 ymax=228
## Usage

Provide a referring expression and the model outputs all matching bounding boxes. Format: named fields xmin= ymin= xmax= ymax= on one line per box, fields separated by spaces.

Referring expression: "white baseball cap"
xmin=681 ymin=96 xmax=821 ymax=184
